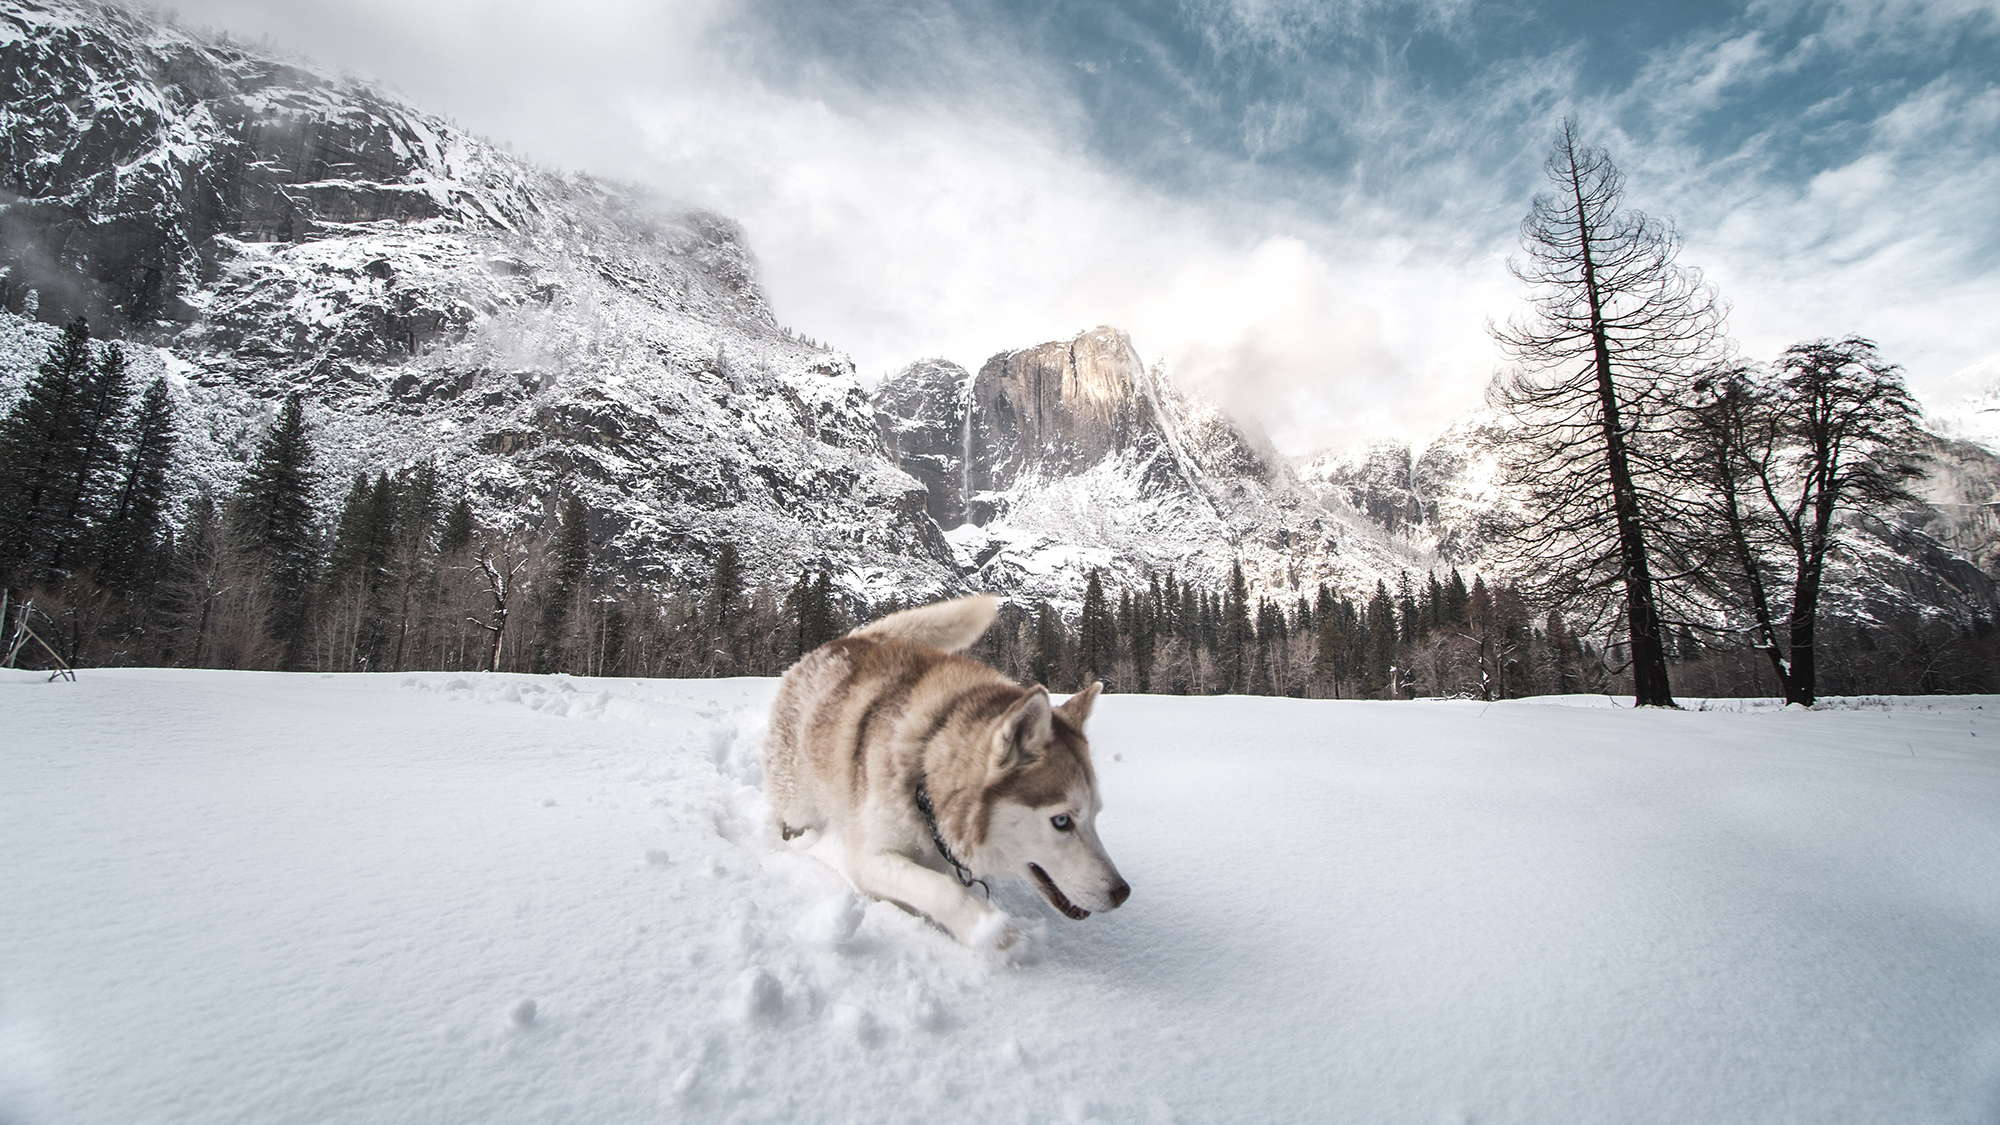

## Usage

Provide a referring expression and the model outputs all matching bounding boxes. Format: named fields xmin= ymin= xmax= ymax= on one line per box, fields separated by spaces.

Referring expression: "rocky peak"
xmin=970 ymin=326 xmax=1159 ymax=488
xmin=873 ymin=356 xmax=972 ymax=528
xmin=873 ymin=325 xmax=1429 ymax=603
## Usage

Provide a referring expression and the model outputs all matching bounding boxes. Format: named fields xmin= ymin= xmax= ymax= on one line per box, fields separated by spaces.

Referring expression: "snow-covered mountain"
xmin=5 ymin=0 xmax=1994 ymax=628
xmin=0 ymin=0 xmax=958 ymax=600
xmin=872 ymin=326 xmax=1436 ymax=603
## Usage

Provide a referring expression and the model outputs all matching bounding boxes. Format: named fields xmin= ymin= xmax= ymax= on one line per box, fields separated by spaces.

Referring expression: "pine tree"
xmin=1133 ymin=576 xmax=1160 ymax=693
xmin=163 ymin=492 xmax=227 ymax=668
xmin=321 ymin=473 xmax=377 ymax=669
xmin=539 ymin=495 xmax=591 ymax=671
xmin=1396 ymin=570 xmax=1418 ymax=643
xmin=0 ymin=319 xmax=101 ymax=577
xmin=1249 ymin=598 xmax=1276 ymax=696
xmin=326 ymin=474 xmax=384 ymax=590
xmin=1468 ymin=576 xmax=1496 ymax=699
xmin=379 ymin=463 xmax=441 ymax=674
xmin=233 ymin=392 xmax=319 ymax=658
xmin=98 ymin=376 xmax=176 ymax=592
xmin=1367 ymin=581 xmax=1397 ymax=697
xmin=789 ymin=567 xmax=840 ymax=657
xmin=54 ymin=342 xmax=131 ymax=572
xmin=1545 ymin=610 xmax=1577 ymax=693
xmin=360 ymin=474 xmax=397 ymax=585
xmin=1078 ymin=569 xmax=1112 ymax=684
xmin=709 ymin=541 xmax=744 ymax=632
xmin=552 ymin=497 xmax=590 ymax=596
xmin=1179 ymin=583 xmax=1198 ymax=649
xmin=789 ymin=570 xmax=814 ymax=657
xmin=1032 ymin=600 xmax=1063 ymax=688
xmin=706 ymin=541 xmax=745 ymax=672
xmin=1444 ymin=568 xmax=1469 ymax=624
xmin=439 ymin=495 xmax=474 ymax=555
xmin=1316 ymin=593 xmax=1358 ymax=698
xmin=1223 ymin=561 xmax=1253 ymax=693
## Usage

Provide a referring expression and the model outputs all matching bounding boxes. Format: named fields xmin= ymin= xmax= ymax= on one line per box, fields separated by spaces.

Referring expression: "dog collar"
xmin=913 ymin=780 xmax=987 ymax=895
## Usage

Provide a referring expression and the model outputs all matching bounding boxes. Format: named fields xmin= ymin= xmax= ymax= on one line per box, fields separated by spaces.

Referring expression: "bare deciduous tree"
xmin=470 ymin=538 xmax=532 ymax=674
xmin=1682 ymin=339 xmax=1926 ymax=704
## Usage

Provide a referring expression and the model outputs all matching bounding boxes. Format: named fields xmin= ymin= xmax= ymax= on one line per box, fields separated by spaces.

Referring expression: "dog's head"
xmin=973 ymin=682 xmax=1130 ymax=919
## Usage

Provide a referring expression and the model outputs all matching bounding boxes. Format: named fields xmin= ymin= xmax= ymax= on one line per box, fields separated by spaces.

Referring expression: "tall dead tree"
xmin=1490 ymin=119 xmax=1724 ymax=707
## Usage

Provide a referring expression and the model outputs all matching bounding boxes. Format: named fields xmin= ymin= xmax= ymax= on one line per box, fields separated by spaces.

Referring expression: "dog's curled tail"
xmin=853 ymin=594 xmax=999 ymax=654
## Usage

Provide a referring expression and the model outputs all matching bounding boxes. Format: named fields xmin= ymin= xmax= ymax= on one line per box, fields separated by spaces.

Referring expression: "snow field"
xmin=3 ymin=670 xmax=1999 ymax=1124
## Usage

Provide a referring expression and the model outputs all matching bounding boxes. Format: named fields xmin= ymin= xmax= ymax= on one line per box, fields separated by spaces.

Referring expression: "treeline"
xmin=3 ymin=319 xmax=1992 ymax=697
xmin=960 ymin=562 xmax=1990 ymax=700
xmin=0 ymin=320 xmax=844 ymax=676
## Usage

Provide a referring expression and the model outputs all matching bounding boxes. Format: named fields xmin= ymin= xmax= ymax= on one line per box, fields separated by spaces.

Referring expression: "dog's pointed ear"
xmin=992 ymin=687 xmax=1053 ymax=774
xmin=1057 ymin=681 xmax=1102 ymax=728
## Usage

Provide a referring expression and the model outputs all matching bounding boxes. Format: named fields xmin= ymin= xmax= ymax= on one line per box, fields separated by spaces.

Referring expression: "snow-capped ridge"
xmin=0 ymin=0 xmax=961 ymax=601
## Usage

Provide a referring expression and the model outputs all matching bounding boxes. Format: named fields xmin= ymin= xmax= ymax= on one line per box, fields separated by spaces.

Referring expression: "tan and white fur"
xmin=764 ymin=595 xmax=1130 ymax=949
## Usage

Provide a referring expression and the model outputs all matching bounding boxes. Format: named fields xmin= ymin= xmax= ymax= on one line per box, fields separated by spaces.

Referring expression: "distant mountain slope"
xmin=1306 ymin=409 xmax=2000 ymax=632
xmin=0 ymin=0 xmax=959 ymax=599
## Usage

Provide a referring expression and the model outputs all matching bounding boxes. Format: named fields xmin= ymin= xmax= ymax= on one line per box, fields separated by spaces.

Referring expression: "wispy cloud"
xmin=159 ymin=0 xmax=2000 ymax=452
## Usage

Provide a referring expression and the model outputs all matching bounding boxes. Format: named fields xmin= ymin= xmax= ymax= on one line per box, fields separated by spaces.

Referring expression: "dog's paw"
xmin=969 ymin=910 xmax=1044 ymax=963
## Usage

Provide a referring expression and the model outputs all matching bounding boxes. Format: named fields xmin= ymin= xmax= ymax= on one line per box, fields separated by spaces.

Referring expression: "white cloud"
xmin=147 ymin=0 xmax=2000 ymax=451
xmin=1131 ymin=237 xmax=1511 ymax=453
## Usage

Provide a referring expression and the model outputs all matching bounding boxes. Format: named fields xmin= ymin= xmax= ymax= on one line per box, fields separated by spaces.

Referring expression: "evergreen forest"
xmin=1 ymin=318 xmax=1991 ymax=699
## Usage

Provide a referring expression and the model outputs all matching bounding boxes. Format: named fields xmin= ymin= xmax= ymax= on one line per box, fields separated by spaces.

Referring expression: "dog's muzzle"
xmin=1029 ymin=863 xmax=1128 ymax=919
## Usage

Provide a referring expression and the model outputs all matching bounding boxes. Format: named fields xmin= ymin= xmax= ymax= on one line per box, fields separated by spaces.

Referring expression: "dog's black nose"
xmin=1108 ymin=880 xmax=1131 ymax=908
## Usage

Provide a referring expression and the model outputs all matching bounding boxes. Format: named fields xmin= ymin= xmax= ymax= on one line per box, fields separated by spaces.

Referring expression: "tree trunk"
xmin=1715 ymin=451 xmax=1790 ymax=689
xmin=1573 ymin=180 xmax=1674 ymax=708
xmin=1785 ymin=561 xmax=1823 ymax=706
xmin=486 ymin=611 xmax=506 ymax=674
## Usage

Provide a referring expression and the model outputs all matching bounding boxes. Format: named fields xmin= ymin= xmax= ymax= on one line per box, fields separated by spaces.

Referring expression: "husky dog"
xmin=764 ymin=595 xmax=1130 ymax=949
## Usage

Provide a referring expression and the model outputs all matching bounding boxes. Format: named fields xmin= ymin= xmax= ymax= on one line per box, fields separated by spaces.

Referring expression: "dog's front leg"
xmin=850 ymin=851 xmax=1020 ymax=949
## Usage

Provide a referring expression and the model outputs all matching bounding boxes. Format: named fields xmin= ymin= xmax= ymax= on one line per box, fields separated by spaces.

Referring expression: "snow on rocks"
xmin=5 ymin=669 xmax=2000 ymax=1123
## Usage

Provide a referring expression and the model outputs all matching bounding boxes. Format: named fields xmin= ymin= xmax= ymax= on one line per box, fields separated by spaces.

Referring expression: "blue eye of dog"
xmin=1051 ymin=814 xmax=1073 ymax=831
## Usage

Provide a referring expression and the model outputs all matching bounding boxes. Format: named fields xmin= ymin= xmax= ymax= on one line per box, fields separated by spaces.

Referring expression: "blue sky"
xmin=172 ymin=0 xmax=2000 ymax=452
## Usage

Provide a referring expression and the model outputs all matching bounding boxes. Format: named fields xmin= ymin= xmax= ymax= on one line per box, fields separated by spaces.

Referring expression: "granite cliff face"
xmin=873 ymin=326 xmax=1432 ymax=603
xmin=0 ymin=0 xmax=959 ymax=600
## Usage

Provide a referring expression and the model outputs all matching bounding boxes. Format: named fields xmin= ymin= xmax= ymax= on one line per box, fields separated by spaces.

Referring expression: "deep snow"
xmin=3 ymin=669 xmax=1999 ymax=1124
